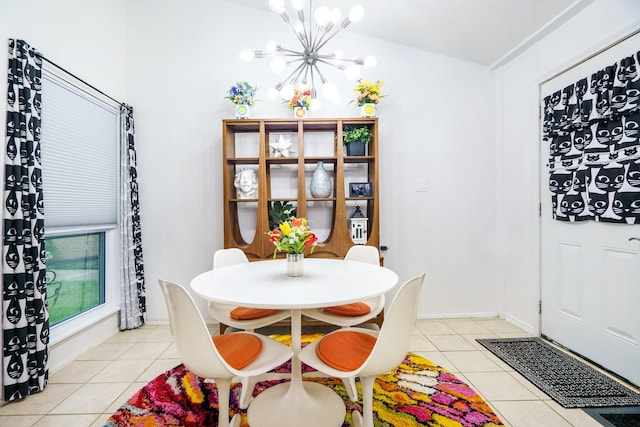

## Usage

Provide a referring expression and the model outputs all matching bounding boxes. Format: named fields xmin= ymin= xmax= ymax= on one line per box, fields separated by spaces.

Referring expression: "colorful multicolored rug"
xmin=105 ymin=334 xmax=504 ymax=426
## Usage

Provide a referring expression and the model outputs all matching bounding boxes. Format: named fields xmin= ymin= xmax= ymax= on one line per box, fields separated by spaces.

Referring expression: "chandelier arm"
xmin=310 ymin=22 xmax=336 ymax=53
xmin=299 ymin=27 xmax=311 ymax=51
xmin=312 ymin=63 xmax=328 ymax=85
xmin=291 ymin=64 xmax=309 ymax=85
xmin=280 ymin=49 xmax=306 ymax=56
xmin=314 ymin=26 xmax=345 ymax=53
xmin=317 ymin=55 xmax=363 ymax=66
xmin=297 ymin=8 xmax=313 ymax=51
xmin=285 ymin=58 xmax=306 ymax=65
xmin=281 ymin=62 xmax=307 ymax=86
xmin=308 ymin=0 xmax=314 ymax=50
xmin=277 ymin=10 xmax=309 ymax=49
xmin=290 ymin=25 xmax=311 ymax=50
xmin=309 ymin=66 xmax=317 ymax=98
xmin=315 ymin=58 xmax=344 ymax=69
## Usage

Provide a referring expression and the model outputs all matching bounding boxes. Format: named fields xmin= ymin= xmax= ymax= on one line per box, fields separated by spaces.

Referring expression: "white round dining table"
xmin=190 ymin=257 xmax=399 ymax=427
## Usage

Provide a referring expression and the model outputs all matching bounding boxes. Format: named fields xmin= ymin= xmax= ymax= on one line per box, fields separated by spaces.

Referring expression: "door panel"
xmin=540 ymin=31 xmax=640 ymax=387
xmin=602 ymin=247 xmax=640 ymax=345
xmin=556 ymin=242 xmax=584 ymax=321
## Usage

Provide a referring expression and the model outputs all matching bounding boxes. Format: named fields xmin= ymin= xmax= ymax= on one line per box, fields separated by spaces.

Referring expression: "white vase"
xmin=361 ymin=103 xmax=376 ymax=117
xmin=286 ymin=253 xmax=304 ymax=277
xmin=310 ymin=161 xmax=332 ymax=198
xmin=294 ymin=107 xmax=307 ymax=119
xmin=235 ymin=104 xmax=250 ymax=119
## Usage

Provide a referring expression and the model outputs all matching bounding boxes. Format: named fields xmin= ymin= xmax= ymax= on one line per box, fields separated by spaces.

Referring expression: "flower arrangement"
xmin=287 ymin=86 xmax=312 ymax=110
xmin=353 ymin=79 xmax=385 ymax=106
xmin=268 ymin=217 xmax=318 ymax=257
xmin=225 ymin=81 xmax=258 ymax=106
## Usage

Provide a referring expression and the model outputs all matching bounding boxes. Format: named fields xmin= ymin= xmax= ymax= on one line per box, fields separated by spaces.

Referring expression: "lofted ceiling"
xmin=227 ymin=0 xmax=594 ymax=67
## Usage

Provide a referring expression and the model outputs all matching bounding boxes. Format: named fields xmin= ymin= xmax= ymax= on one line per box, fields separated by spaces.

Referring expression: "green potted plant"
xmin=268 ymin=200 xmax=297 ymax=230
xmin=343 ymin=125 xmax=373 ymax=156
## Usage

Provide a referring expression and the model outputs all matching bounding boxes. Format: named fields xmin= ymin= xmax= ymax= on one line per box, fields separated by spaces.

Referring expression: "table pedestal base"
xmin=247 ymin=381 xmax=345 ymax=427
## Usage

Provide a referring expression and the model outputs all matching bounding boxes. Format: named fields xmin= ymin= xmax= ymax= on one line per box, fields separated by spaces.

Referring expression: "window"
xmin=40 ymin=69 xmax=120 ymax=329
xmin=45 ymin=233 xmax=105 ymax=325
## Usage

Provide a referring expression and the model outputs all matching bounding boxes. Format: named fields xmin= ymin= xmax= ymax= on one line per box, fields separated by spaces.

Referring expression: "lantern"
xmin=349 ymin=206 xmax=368 ymax=244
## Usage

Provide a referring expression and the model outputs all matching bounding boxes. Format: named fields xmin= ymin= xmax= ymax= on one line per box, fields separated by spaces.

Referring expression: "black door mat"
xmin=476 ymin=337 xmax=640 ymax=408
xmin=584 ymin=406 xmax=640 ymax=427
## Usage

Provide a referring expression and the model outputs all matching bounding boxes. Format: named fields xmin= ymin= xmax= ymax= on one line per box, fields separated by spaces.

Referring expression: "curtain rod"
xmin=34 ymin=52 xmax=127 ymax=108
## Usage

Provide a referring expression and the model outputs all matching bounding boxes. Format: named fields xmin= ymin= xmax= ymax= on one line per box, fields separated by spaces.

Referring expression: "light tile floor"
xmin=0 ymin=317 xmax=636 ymax=426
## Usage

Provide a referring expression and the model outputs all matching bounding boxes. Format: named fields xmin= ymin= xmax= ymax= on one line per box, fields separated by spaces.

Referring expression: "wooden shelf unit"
xmin=222 ymin=117 xmax=380 ymax=261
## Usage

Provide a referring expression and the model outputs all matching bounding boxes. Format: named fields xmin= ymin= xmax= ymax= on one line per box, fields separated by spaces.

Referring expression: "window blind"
xmin=40 ymin=71 xmax=118 ymax=228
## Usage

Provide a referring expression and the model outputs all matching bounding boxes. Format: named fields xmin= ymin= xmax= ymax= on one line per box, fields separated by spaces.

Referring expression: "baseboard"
xmin=504 ymin=313 xmax=536 ymax=335
xmin=417 ymin=312 xmax=500 ymax=320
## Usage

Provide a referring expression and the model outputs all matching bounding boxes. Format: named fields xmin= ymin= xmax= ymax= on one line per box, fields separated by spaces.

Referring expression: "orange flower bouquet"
xmin=287 ymin=86 xmax=312 ymax=110
xmin=268 ymin=217 xmax=318 ymax=257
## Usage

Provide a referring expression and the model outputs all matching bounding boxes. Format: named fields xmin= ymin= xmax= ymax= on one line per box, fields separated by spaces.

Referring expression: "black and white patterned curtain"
xmin=3 ymin=39 xmax=48 ymax=401
xmin=119 ymin=105 xmax=146 ymax=330
xmin=543 ymin=51 xmax=640 ymax=223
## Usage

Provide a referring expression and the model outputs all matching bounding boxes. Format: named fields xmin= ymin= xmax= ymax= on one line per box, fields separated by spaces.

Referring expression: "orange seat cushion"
xmin=323 ymin=301 xmax=371 ymax=317
xmin=316 ymin=330 xmax=377 ymax=372
xmin=212 ymin=333 xmax=263 ymax=369
xmin=229 ymin=307 xmax=281 ymax=320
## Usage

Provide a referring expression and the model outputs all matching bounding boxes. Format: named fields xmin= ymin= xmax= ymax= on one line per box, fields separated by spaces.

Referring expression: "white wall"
xmin=495 ymin=0 xmax=640 ymax=333
xmin=0 ymin=0 xmax=128 ymax=105
xmin=124 ymin=0 xmax=500 ymax=323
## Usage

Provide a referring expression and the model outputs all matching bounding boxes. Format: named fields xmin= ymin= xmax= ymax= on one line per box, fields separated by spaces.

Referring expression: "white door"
xmin=540 ymin=31 xmax=640 ymax=387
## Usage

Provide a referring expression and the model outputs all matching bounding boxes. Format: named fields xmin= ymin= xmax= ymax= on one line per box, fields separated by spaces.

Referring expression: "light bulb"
xmin=239 ymin=49 xmax=255 ymax=62
xmin=330 ymin=93 xmax=342 ymax=105
xmin=270 ymin=56 xmax=287 ymax=73
xmin=344 ymin=64 xmax=361 ymax=80
xmin=348 ymin=4 xmax=365 ymax=22
xmin=334 ymin=50 xmax=343 ymax=60
xmin=364 ymin=55 xmax=377 ymax=68
xmin=269 ymin=0 xmax=285 ymax=13
xmin=291 ymin=0 xmax=304 ymax=11
xmin=294 ymin=21 xmax=304 ymax=34
xmin=314 ymin=6 xmax=331 ymax=26
xmin=266 ymin=41 xmax=278 ymax=53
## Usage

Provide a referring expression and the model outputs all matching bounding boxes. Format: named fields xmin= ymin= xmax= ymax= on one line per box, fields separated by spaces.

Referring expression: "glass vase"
xmin=286 ymin=253 xmax=304 ymax=277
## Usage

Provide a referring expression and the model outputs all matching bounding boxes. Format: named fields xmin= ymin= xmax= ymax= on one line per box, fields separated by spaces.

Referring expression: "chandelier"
xmin=240 ymin=0 xmax=377 ymax=108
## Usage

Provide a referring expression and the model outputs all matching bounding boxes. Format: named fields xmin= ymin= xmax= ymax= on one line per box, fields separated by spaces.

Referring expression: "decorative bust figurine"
xmin=234 ymin=169 xmax=258 ymax=199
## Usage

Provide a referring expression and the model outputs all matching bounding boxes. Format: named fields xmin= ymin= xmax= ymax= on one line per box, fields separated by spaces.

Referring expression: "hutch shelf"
xmin=221 ymin=117 xmax=382 ymax=329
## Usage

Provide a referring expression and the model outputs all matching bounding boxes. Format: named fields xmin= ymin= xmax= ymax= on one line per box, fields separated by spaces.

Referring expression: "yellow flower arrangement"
xmin=353 ymin=79 xmax=385 ymax=106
